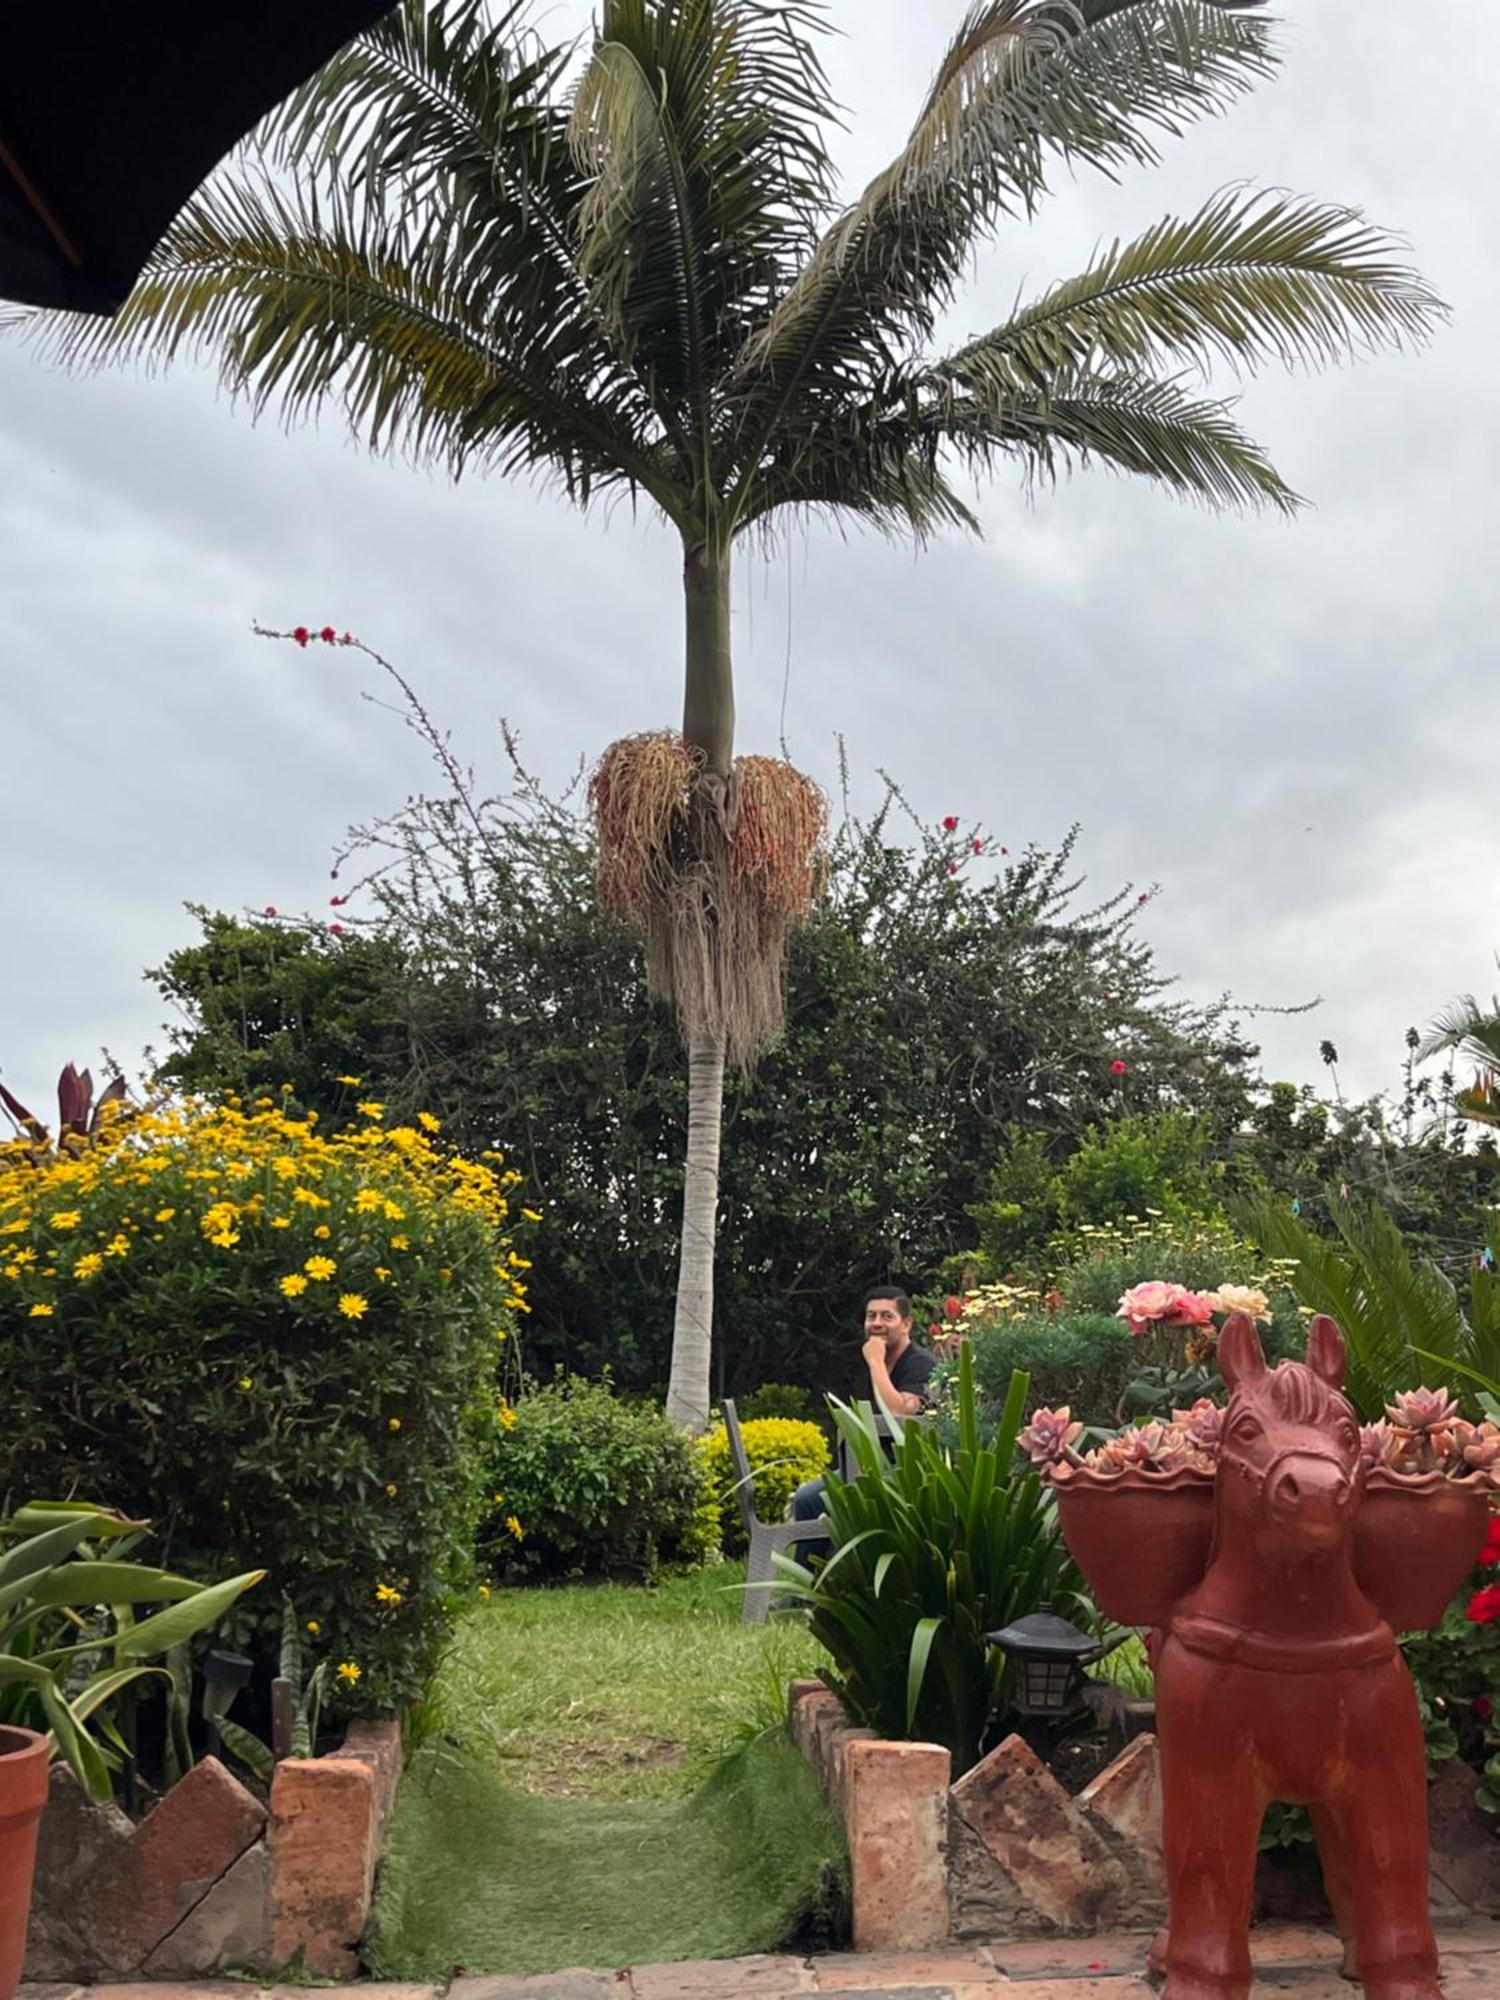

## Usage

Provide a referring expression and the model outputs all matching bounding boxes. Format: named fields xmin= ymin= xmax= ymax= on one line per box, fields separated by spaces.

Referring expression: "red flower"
xmin=941 ymin=815 xmax=959 ymax=832
xmin=330 ymin=895 xmax=345 ymax=907
xmin=292 ymin=626 xmax=310 ymax=647
xmin=1111 ymin=1059 xmax=1128 ymax=1076
xmin=329 ymin=922 xmax=345 ymax=937
xmin=1481 ymin=1518 xmax=1500 ymax=1565
xmin=948 ymin=861 xmax=959 ymax=874
xmin=972 ymin=838 xmax=983 ymax=854
xmin=1466 ymin=1585 xmax=1500 ymax=1625
xmin=1000 ymin=845 xmax=1008 ymax=855
xmin=1137 ymin=891 xmax=1149 ymax=904
xmin=263 ymin=905 xmax=278 ymax=917
xmin=319 ymin=625 xmax=337 ymax=644
xmin=1477 ymin=1696 xmax=1494 ymax=1722
xmin=943 ymin=1295 xmax=963 ymax=1323
xmin=340 ymin=631 xmax=355 ymax=645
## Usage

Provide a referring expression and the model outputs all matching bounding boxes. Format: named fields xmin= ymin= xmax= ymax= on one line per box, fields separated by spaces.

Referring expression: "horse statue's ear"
xmin=1304 ymin=1313 xmax=1347 ymax=1389
xmin=1218 ymin=1309 xmax=1268 ymax=1392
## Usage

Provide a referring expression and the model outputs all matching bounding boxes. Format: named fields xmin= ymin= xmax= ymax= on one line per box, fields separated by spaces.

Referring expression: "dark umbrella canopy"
xmin=0 ymin=3 xmax=395 ymax=317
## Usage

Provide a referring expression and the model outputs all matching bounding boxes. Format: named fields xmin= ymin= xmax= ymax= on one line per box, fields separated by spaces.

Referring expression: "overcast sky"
xmin=2 ymin=0 xmax=1496 ymax=1120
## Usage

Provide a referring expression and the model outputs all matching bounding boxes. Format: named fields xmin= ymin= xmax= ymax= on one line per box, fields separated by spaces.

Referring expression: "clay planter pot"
xmin=1053 ymin=1465 xmax=1492 ymax=1636
xmin=0 ymin=1726 xmax=49 ymax=2000
xmin=1353 ymin=1470 xmax=1491 ymax=1632
xmin=1051 ymin=1467 xmax=1214 ymax=1626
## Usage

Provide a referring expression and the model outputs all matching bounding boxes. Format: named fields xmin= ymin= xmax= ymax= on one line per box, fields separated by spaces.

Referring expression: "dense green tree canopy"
xmin=151 ymin=770 xmax=1260 ymax=1393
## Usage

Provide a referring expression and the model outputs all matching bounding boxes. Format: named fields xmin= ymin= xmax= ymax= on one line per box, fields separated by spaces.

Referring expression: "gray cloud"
xmin=2 ymin=0 xmax=1496 ymax=1112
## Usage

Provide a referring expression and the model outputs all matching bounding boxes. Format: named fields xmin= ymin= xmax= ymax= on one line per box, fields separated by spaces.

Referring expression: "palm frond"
xmin=25 ymin=170 xmax=670 ymax=509
xmin=942 ymin=189 xmax=1443 ymax=393
xmin=737 ymin=405 xmax=982 ymax=539
xmin=945 ymin=366 xmax=1300 ymax=512
xmin=1417 ymin=993 xmax=1500 ymax=1071
xmin=730 ymin=0 xmax=1277 ymax=458
xmin=569 ymin=0 xmax=837 ymax=486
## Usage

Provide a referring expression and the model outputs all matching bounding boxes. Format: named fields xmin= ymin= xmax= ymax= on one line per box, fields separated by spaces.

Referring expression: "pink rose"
xmin=1116 ymin=1280 xmax=1182 ymax=1332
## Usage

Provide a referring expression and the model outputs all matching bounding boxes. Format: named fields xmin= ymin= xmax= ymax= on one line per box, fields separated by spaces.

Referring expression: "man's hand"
xmin=862 ymin=1335 xmax=888 ymax=1373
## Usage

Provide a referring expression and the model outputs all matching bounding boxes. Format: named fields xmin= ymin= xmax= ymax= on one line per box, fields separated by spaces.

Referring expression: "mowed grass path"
xmin=367 ymin=1566 xmax=845 ymax=1977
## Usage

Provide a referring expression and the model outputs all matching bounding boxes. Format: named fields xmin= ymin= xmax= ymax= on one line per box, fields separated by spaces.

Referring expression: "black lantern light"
xmin=201 ymin=1648 xmax=255 ymax=1758
xmin=987 ymin=1603 xmax=1100 ymax=1720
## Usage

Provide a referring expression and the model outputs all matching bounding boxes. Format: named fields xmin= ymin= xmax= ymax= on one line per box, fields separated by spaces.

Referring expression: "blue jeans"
xmin=789 ymin=1474 xmax=831 ymax=1570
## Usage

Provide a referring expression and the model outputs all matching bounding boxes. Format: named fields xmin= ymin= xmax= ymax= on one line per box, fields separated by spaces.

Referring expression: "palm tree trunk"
xmin=666 ymin=542 xmax=733 ymax=1431
xmin=666 ymin=1027 xmax=726 ymax=1429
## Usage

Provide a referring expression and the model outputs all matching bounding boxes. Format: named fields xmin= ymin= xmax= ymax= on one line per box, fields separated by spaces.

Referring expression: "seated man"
xmin=787 ymin=1287 xmax=937 ymax=1567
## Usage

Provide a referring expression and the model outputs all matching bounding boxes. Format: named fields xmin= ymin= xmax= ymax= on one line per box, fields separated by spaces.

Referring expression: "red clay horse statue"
xmin=1153 ymin=1311 xmax=1439 ymax=2000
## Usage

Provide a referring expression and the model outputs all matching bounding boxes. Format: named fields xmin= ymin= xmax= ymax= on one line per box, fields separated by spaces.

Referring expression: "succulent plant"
xmin=1385 ymin=1387 xmax=1461 ymax=1434
xmin=1017 ymin=1406 xmax=1084 ymax=1468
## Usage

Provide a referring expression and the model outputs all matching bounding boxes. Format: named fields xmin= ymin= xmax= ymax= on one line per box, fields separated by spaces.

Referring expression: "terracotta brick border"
xmin=25 ymin=1719 xmax=404 ymax=1981
xmin=788 ymin=1679 xmax=1500 ymax=1951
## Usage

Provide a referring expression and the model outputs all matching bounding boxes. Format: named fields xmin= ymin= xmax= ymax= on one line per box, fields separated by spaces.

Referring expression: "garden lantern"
xmin=987 ymin=1603 xmax=1099 ymax=1720
xmin=201 ymin=1649 xmax=254 ymax=1759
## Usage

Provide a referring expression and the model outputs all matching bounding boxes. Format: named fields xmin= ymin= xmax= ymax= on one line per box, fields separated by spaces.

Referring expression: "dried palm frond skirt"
xmin=588 ymin=732 xmax=827 ymax=1067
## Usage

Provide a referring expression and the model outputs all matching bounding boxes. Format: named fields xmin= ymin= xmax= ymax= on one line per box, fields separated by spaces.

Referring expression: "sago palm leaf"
xmin=943 ymin=189 xmax=1442 ymax=395
xmin=1248 ymin=1197 xmax=1473 ymax=1421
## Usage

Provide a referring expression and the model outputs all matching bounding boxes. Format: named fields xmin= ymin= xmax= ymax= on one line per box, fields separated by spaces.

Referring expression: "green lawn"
xmin=366 ymin=1566 xmax=846 ymax=1977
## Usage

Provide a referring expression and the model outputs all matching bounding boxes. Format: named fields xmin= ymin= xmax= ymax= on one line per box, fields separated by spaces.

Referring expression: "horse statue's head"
xmin=1216 ymin=1310 xmax=1362 ymax=1553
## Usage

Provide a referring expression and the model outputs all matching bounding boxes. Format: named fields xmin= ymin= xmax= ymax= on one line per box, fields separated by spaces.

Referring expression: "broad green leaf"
xmin=6 ymin=1503 xmax=144 ymax=1540
xmin=24 ymin=1564 xmax=203 ymax=1610
xmin=40 ymin=1683 xmax=111 ymax=1802
xmin=905 ymin=1615 xmax=943 ymax=1733
xmin=0 ymin=1516 xmax=100 ymax=1595
xmin=71 ymin=1665 xmax=170 ymax=1724
xmin=0 ymin=1651 xmax=52 ymax=1685
xmin=114 ymin=1571 xmax=266 ymax=1659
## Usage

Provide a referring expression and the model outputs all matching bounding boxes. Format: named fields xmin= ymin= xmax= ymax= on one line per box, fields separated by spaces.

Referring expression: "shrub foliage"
xmin=485 ymin=1375 xmax=717 ymax=1582
xmin=700 ymin=1415 xmax=830 ymax=1555
xmin=0 ymin=1093 xmax=524 ymax=1713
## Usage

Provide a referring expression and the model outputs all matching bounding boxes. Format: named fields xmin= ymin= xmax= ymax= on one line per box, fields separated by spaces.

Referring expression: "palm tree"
xmin=11 ymin=0 xmax=1441 ymax=1428
xmin=1421 ymin=988 xmax=1500 ymax=1127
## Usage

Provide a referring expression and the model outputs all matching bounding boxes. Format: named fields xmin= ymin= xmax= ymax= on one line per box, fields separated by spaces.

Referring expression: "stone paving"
xmin=18 ymin=1922 xmax=1500 ymax=2000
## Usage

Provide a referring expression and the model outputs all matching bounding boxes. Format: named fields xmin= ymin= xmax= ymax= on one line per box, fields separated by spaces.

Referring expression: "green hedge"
xmin=0 ymin=1093 xmax=522 ymax=1715
xmin=485 ymin=1375 xmax=717 ymax=1581
xmin=700 ymin=1416 xmax=830 ymax=1555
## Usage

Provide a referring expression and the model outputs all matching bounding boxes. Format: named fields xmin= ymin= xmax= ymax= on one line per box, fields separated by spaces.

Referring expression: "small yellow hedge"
xmin=700 ymin=1415 xmax=830 ymax=1555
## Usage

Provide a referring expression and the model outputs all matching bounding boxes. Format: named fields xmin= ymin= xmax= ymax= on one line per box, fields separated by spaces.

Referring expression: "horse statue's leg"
xmin=1320 ymin=1664 xmax=1441 ymax=2000
xmin=1307 ymin=1804 xmax=1360 ymax=1983
xmin=1159 ymin=1760 xmax=1263 ymax=1999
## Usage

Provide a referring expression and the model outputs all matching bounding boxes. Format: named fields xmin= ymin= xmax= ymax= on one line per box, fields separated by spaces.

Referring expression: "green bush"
xmin=700 ymin=1416 xmax=830 ymax=1556
xmin=737 ymin=1382 xmax=820 ymax=1427
xmin=949 ymin=1311 xmax=1137 ymax=1432
xmin=967 ymin=1112 xmax=1224 ymax=1275
xmin=775 ymin=1348 xmax=1081 ymax=1776
xmin=1054 ymin=1213 xmax=1303 ymax=1360
xmin=485 ymin=1375 xmax=717 ymax=1581
xmin=0 ymin=1093 xmax=522 ymax=1716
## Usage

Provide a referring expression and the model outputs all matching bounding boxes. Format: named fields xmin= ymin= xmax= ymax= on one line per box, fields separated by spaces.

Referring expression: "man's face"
xmin=864 ymin=1297 xmax=911 ymax=1350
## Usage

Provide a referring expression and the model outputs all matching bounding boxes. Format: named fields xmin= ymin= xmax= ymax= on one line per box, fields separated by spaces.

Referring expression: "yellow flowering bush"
xmin=0 ymin=1091 xmax=527 ymax=1714
xmin=699 ymin=1415 xmax=830 ymax=1556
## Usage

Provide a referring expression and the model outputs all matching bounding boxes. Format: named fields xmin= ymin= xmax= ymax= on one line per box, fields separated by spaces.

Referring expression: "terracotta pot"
xmin=0 ymin=1727 xmax=49 ymax=2000
xmin=1051 ymin=1467 xmax=1215 ymax=1626
xmin=1352 ymin=1470 xmax=1490 ymax=1633
xmin=1054 ymin=1464 xmax=1491 ymax=1638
